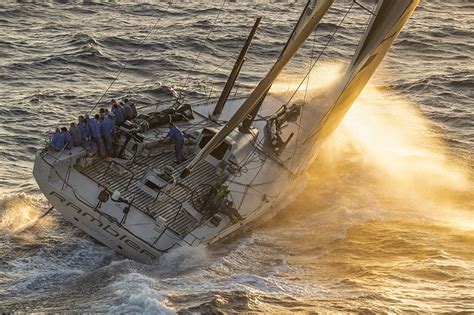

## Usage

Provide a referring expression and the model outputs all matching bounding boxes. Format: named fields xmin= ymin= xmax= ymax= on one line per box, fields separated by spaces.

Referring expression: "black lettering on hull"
xmin=46 ymin=190 xmax=158 ymax=261
xmin=125 ymin=239 xmax=140 ymax=250
xmin=82 ymin=212 xmax=104 ymax=228
xmin=50 ymin=191 xmax=65 ymax=203
xmin=104 ymin=225 xmax=119 ymax=237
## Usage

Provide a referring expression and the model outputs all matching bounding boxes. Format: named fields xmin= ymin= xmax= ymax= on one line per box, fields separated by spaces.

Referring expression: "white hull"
xmin=33 ymin=95 xmax=318 ymax=264
xmin=33 ymin=0 xmax=419 ymax=263
xmin=34 ymin=151 xmax=162 ymax=263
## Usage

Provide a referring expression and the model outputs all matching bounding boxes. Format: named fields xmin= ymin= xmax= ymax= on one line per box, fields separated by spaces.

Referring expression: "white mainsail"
xmin=304 ymin=0 xmax=420 ymax=145
xmin=181 ymin=0 xmax=334 ymax=178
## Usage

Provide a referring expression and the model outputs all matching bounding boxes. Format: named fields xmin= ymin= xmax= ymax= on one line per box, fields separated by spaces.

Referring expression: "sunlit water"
xmin=0 ymin=1 xmax=472 ymax=313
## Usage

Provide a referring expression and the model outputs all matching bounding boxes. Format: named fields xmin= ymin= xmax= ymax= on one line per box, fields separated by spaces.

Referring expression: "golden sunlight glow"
xmin=316 ymin=86 xmax=474 ymax=231
xmin=0 ymin=194 xmax=44 ymax=234
xmin=271 ymin=61 xmax=345 ymax=95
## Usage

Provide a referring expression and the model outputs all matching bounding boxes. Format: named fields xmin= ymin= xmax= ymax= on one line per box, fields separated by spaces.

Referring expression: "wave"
xmin=0 ymin=193 xmax=44 ymax=235
xmin=67 ymin=32 xmax=100 ymax=47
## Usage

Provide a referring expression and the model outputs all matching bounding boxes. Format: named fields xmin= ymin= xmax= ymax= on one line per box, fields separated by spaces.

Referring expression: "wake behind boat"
xmin=33 ymin=0 xmax=419 ymax=263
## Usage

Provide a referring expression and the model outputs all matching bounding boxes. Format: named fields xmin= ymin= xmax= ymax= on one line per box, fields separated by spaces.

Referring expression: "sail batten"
xmin=181 ymin=0 xmax=334 ymax=178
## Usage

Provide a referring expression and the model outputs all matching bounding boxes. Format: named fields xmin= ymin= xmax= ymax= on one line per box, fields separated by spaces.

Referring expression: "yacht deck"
xmin=76 ymin=151 xmax=218 ymax=236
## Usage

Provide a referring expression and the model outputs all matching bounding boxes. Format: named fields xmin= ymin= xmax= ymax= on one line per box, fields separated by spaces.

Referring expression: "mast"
xmin=240 ymin=0 xmax=317 ymax=133
xmin=181 ymin=0 xmax=334 ymax=178
xmin=212 ymin=17 xmax=262 ymax=116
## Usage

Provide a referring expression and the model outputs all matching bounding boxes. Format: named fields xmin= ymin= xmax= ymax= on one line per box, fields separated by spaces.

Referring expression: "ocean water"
xmin=0 ymin=1 xmax=473 ymax=313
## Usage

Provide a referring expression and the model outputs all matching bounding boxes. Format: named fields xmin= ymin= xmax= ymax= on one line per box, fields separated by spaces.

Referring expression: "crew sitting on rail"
xmin=69 ymin=122 xmax=82 ymax=147
xmin=50 ymin=128 xmax=63 ymax=150
xmin=50 ymin=127 xmax=71 ymax=151
xmin=61 ymin=127 xmax=73 ymax=150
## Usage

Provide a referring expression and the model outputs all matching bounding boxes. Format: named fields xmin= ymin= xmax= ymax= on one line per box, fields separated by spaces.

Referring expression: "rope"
xmin=353 ymin=0 xmax=376 ymax=16
xmin=179 ymin=0 xmax=228 ymax=99
xmin=282 ymin=1 xmax=355 ymax=110
xmin=271 ymin=1 xmax=355 ymax=173
xmin=290 ymin=30 xmax=318 ymax=169
xmin=301 ymin=0 xmax=377 ymax=147
xmin=89 ymin=1 xmax=174 ymax=115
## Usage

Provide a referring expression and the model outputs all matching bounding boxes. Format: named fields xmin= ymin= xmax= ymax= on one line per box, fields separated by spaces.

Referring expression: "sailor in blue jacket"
xmin=165 ymin=122 xmax=186 ymax=163
xmin=100 ymin=113 xmax=116 ymax=157
xmin=88 ymin=114 xmax=104 ymax=157
xmin=78 ymin=115 xmax=91 ymax=152
xmin=61 ymin=127 xmax=73 ymax=150
xmin=51 ymin=128 xmax=63 ymax=151
xmin=111 ymin=100 xmax=124 ymax=126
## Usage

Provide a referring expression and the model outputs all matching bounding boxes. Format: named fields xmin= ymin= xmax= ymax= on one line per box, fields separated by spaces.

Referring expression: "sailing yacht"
xmin=33 ymin=0 xmax=420 ymax=263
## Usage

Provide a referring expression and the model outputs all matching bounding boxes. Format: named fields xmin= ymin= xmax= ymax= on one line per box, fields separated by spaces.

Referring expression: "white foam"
xmin=6 ymin=239 xmax=113 ymax=293
xmin=97 ymin=273 xmax=175 ymax=314
xmin=158 ymin=245 xmax=210 ymax=274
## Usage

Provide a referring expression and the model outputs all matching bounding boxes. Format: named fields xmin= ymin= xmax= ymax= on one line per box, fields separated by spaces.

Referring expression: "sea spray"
xmin=305 ymin=85 xmax=473 ymax=231
xmin=0 ymin=193 xmax=48 ymax=235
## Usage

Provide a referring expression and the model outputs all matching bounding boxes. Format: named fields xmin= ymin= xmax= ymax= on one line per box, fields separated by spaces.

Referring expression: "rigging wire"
xmin=200 ymin=52 xmax=240 ymax=102
xmin=293 ymin=1 xmax=377 ymax=174
xmin=226 ymin=0 xmax=355 ymax=212
xmin=282 ymin=1 xmax=355 ymax=111
xmin=353 ymin=0 xmax=376 ymax=16
xmin=89 ymin=1 xmax=174 ymax=115
xmin=179 ymin=0 xmax=228 ymax=101
xmin=265 ymin=1 xmax=356 ymax=174
xmin=290 ymin=30 xmax=318 ymax=169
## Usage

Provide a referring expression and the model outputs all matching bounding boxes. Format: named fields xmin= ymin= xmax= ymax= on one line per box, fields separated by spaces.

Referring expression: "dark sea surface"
xmin=0 ymin=1 xmax=473 ymax=313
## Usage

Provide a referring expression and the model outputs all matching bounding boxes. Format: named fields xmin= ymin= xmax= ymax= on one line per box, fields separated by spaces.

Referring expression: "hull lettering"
xmin=47 ymin=190 xmax=157 ymax=260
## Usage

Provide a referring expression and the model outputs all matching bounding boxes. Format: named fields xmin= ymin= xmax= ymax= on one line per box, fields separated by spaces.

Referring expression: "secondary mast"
xmin=212 ymin=17 xmax=262 ymax=116
xmin=182 ymin=0 xmax=334 ymax=178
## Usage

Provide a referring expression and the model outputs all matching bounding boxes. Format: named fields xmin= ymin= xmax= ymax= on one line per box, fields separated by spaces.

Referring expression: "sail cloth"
xmin=303 ymin=0 xmax=420 ymax=146
xmin=288 ymin=0 xmax=318 ymax=46
xmin=181 ymin=0 xmax=334 ymax=178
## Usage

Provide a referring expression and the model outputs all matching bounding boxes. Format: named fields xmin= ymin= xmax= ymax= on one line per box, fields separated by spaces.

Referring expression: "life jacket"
xmin=213 ymin=187 xmax=227 ymax=204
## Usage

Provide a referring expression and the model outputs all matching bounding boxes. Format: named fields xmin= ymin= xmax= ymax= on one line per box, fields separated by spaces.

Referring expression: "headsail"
xmin=181 ymin=0 xmax=334 ymax=178
xmin=303 ymin=0 xmax=420 ymax=145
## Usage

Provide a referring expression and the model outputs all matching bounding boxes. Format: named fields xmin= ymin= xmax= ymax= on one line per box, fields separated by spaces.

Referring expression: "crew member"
xmin=165 ymin=122 xmax=185 ymax=163
xmin=121 ymin=99 xmax=133 ymax=120
xmin=100 ymin=113 xmax=116 ymax=157
xmin=78 ymin=115 xmax=90 ymax=151
xmin=69 ymin=122 xmax=82 ymax=147
xmin=88 ymin=113 xmax=104 ymax=157
xmin=111 ymin=100 xmax=124 ymax=126
xmin=123 ymin=98 xmax=137 ymax=119
xmin=50 ymin=128 xmax=63 ymax=151
xmin=61 ymin=127 xmax=73 ymax=150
